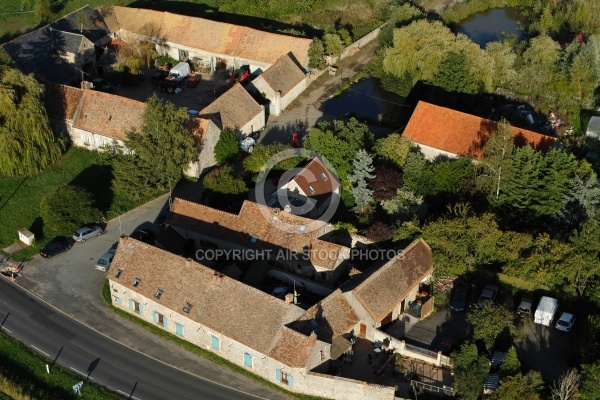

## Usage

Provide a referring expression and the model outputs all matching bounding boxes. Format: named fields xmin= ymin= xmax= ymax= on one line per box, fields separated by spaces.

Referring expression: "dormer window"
xmin=183 ymin=303 xmax=192 ymax=313
xmin=155 ymin=289 xmax=164 ymax=299
xmin=132 ymin=278 xmax=141 ymax=288
xmin=115 ymin=269 xmax=123 ymax=279
xmin=320 ymin=172 xmax=327 ymax=181
xmin=308 ymin=185 xmax=315 ymax=194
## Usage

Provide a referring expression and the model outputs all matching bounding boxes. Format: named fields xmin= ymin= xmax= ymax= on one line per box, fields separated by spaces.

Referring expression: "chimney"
xmin=308 ymin=331 xmax=317 ymax=346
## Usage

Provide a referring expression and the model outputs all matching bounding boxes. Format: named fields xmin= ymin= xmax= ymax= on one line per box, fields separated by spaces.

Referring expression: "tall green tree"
xmin=373 ymin=134 xmax=412 ymax=168
xmin=214 ymin=129 xmax=240 ymax=165
xmin=468 ymin=303 xmax=524 ymax=352
xmin=580 ymin=361 xmax=600 ymax=400
xmin=308 ymin=38 xmax=327 ymax=70
xmin=348 ymin=149 xmax=375 ymax=215
xmin=559 ymin=221 xmax=600 ymax=297
xmin=476 ymin=119 xmax=515 ymax=200
xmin=323 ymin=33 xmax=344 ymax=58
xmin=41 ymin=185 xmax=102 ymax=237
xmin=243 ymin=142 xmax=298 ymax=174
xmin=0 ymin=51 xmax=63 ymax=177
xmin=452 ymin=342 xmax=488 ymax=400
xmin=493 ymin=372 xmax=544 ymax=400
xmin=112 ymin=94 xmax=196 ymax=200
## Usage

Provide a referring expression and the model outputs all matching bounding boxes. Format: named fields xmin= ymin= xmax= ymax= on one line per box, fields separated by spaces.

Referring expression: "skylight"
xmin=155 ymin=289 xmax=164 ymax=299
xmin=132 ymin=278 xmax=141 ymax=288
xmin=299 ymin=225 xmax=307 ymax=233
xmin=320 ymin=172 xmax=327 ymax=181
xmin=251 ymin=235 xmax=258 ymax=243
xmin=183 ymin=303 xmax=192 ymax=313
xmin=308 ymin=185 xmax=315 ymax=194
xmin=115 ymin=269 xmax=123 ymax=279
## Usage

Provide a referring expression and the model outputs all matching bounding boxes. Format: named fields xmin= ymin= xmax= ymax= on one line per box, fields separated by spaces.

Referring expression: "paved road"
xmin=0 ymin=278 xmax=264 ymax=400
xmin=14 ymin=193 xmax=290 ymax=400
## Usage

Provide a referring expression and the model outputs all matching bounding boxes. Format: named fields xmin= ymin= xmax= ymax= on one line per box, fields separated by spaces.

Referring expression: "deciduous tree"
xmin=381 ymin=188 xmax=427 ymax=221
xmin=0 ymin=51 xmax=63 ymax=177
xmin=476 ymin=119 xmax=515 ymax=200
xmin=214 ymin=129 xmax=240 ymax=165
xmin=550 ymin=368 xmax=580 ymax=400
xmin=580 ymin=361 xmax=600 ymax=400
xmin=452 ymin=342 xmax=489 ymax=400
xmin=41 ymin=185 xmax=102 ymax=237
xmin=367 ymin=164 xmax=403 ymax=201
xmin=308 ymin=38 xmax=327 ymax=70
xmin=373 ymin=134 xmax=412 ymax=168
xmin=112 ymin=94 xmax=196 ymax=200
xmin=493 ymin=372 xmax=544 ymax=400
xmin=468 ymin=303 xmax=524 ymax=352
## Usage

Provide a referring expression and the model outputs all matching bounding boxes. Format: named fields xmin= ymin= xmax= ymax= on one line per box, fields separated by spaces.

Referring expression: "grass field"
xmin=0 ymin=148 xmax=140 ymax=259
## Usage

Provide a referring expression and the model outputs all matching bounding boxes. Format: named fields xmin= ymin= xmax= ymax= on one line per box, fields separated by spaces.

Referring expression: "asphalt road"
xmin=13 ymin=193 xmax=290 ymax=400
xmin=0 ymin=278 xmax=264 ymax=400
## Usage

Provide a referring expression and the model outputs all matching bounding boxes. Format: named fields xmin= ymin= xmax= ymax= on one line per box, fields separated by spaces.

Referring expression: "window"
xmin=307 ymin=185 xmax=315 ymax=194
xmin=83 ymin=133 xmax=91 ymax=144
xmin=210 ymin=335 xmax=220 ymax=350
xmin=132 ymin=278 xmax=141 ymax=287
xmin=153 ymin=311 xmax=167 ymax=328
xmin=115 ymin=269 xmax=123 ymax=279
xmin=276 ymin=369 xmax=293 ymax=387
xmin=129 ymin=299 xmax=143 ymax=315
xmin=320 ymin=172 xmax=328 ymax=181
xmin=243 ymin=353 xmax=253 ymax=368
xmin=113 ymin=296 xmax=122 ymax=305
xmin=183 ymin=303 xmax=192 ymax=313
xmin=175 ymin=323 xmax=184 ymax=336
xmin=251 ymin=235 xmax=258 ymax=244
xmin=155 ymin=289 xmax=163 ymax=299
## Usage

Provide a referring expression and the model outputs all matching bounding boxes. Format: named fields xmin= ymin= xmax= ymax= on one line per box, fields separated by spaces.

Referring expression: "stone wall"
xmin=304 ymin=371 xmax=396 ymax=400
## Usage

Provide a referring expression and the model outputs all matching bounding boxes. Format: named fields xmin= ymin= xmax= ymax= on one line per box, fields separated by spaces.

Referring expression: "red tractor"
xmin=232 ymin=65 xmax=250 ymax=84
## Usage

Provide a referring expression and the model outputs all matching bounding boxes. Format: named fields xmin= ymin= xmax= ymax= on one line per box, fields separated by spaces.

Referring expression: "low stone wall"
xmin=373 ymin=329 xmax=452 ymax=368
xmin=305 ymin=371 xmax=396 ymax=400
xmin=336 ymin=24 xmax=386 ymax=63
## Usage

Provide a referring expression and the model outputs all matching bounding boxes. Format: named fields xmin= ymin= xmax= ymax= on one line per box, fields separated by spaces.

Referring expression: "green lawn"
xmin=0 ymin=148 xmax=139 ymax=259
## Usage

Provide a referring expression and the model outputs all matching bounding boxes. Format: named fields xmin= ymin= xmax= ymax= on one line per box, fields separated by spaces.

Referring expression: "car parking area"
xmin=106 ymin=67 xmax=237 ymax=112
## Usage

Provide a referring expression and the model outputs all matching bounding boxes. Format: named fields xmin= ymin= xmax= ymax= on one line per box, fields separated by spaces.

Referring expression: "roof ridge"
xmin=173 ymin=197 xmax=240 ymax=219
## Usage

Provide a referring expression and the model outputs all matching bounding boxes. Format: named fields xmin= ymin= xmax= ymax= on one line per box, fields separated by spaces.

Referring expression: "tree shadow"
xmin=69 ymin=164 xmax=115 ymax=212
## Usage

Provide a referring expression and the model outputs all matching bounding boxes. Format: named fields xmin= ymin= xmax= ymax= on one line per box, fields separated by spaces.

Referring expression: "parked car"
xmin=130 ymin=228 xmax=155 ymax=244
xmin=186 ymin=75 xmax=200 ymax=88
xmin=73 ymin=226 xmax=103 ymax=242
xmin=477 ymin=284 xmax=499 ymax=308
xmin=555 ymin=312 xmax=576 ymax=332
xmin=95 ymin=248 xmax=116 ymax=271
xmin=435 ymin=337 xmax=455 ymax=355
xmin=517 ymin=297 xmax=534 ymax=318
xmin=39 ymin=238 xmax=75 ymax=258
xmin=450 ymin=285 xmax=469 ymax=312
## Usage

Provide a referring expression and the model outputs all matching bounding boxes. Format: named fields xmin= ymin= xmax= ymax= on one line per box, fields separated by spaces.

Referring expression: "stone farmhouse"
xmin=403 ymin=101 xmax=558 ymax=161
xmin=166 ymin=198 xmax=351 ymax=286
xmin=109 ymin=215 xmax=434 ymax=400
xmin=247 ymin=52 xmax=309 ymax=117
xmin=5 ymin=5 xmax=313 ymax=174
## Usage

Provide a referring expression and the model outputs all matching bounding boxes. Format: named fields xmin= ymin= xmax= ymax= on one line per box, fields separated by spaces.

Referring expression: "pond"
xmin=321 ymin=77 xmax=408 ymax=128
xmin=452 ymin=8 xmax=526 ymax=48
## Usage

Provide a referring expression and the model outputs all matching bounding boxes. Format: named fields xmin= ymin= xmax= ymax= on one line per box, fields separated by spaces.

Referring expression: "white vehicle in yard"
xmin=555 ymin=312 xmax=575 ymax=332
xmin=534 ymin=296 xmax=559 ymax=326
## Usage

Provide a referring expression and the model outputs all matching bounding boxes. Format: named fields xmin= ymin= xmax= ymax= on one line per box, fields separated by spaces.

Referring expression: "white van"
xmin=534 ymin=296 xmax=558 ymax=326
xmin=169 ymin=62 xmax=191 ymax=78
xmin=95 ymin=248 xmax=116 ymax=271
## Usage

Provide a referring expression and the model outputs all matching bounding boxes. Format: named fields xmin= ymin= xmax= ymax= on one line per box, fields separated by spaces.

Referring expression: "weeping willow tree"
xmin=0 ymin=51 xmax=63 ymax=177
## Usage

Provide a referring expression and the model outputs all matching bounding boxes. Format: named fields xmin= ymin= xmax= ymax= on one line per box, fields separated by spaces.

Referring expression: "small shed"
xmin=18 ymin=228 xmax=35 ymax=246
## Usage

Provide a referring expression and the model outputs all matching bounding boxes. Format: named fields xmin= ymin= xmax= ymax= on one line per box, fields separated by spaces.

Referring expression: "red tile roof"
xmin=293 ymin=157 xmax=340 ymax=197
xmin=110 ymin=236 xmax=305 ymax=355
xmin=166 ymin=198 xmax=349 ymax=270
xmin=353 ymin=239 xmax=433 ymax=322
xmin=402 ymin=101 xmax=556 ymax=158
xmin=72 ymin=90 xmax=144 ymax=140
xmin=43 ymin=83 xmax=84 ymax=120
xmin=109 ymin=6 xmax=311 ymax=66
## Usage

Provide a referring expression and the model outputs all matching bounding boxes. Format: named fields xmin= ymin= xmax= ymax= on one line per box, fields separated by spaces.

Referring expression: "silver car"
xmin=73 ymin=226 xmax=103 ymax=242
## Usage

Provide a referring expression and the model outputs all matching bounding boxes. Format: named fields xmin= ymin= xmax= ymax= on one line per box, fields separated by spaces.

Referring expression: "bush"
xmin=214 ymin=129 xmax=240 ymax=165
xmin=40 ymin=185 xmax=102 ymax=237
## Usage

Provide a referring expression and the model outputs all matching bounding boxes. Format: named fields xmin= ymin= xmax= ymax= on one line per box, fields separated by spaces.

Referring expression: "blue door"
xmin=211 ymin=335 xmax=220 ymax=350
xmin=243 ymin=353 xmax=253 ymax=368
xmin=175 ymin=323 xmax=184 ymax=336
